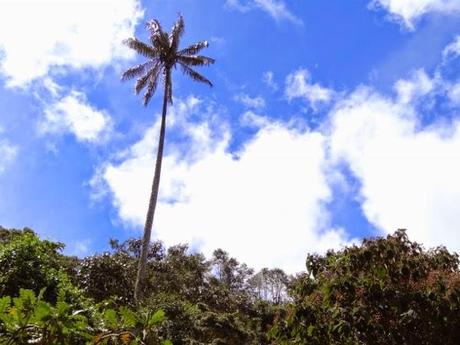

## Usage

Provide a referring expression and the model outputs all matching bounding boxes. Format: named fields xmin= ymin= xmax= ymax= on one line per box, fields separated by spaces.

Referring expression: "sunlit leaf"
xmin=148 ymin=309 xmax=165 ymax=326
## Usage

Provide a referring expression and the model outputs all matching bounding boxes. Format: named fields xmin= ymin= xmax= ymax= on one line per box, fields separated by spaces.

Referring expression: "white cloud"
xmin=370 ymin=0 xmax=460 ymax=30
xmin=0 ymin=0 xmax=143 ymax=87
xmin=40 ymin=90 xmax=112 ymax=143
xmin=225 ymin=0 xmax=302 ymax=25
xmin=253 ymin=0 xmax=302 ymax=25
xmin=394 ymin=69 xmax=436 ymax=104
xmin=240 ymin=110 xmax=271 ymax=128
xmin=443 ymin=35 xmax=460 ymax=58
xmin=262 ymin=71 xmax=278 ymax=90
xmin=0 ymin=135 xmax=17 ymax=174
xmin=447 ymin=82 xmax=460 ymax=106
xmin=285 ymin=69 xmax=334 ymax=109
xmin=94 ymin=97 xmax=351 ymax=273
xmin=225 ymin=0 xmax=252 ymax=12
xmin=234 ymin=94 xmax=266 ymax=109
xmin=329 ymin=87 xmax=460 ymax=252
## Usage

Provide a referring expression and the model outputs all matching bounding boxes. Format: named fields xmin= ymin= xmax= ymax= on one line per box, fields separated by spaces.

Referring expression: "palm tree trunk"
xmin=134 ymin=78 xmax=169 ymax=303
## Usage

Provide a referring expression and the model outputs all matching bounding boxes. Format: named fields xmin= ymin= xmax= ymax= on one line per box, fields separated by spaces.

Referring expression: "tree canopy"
xmin=1 ymin=227 xmax=460 ymax=344
xmin=270 ymin=229 xmax=460 ymax=345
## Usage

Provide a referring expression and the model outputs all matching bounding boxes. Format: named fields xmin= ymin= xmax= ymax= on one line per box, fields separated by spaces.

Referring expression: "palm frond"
xmin=151 ymin=31 xmax=170 ymax=52
xmin=170 ymin=15 xmax=185 ymax=52
xmin=178 ymin=40 xmax=209 ymax=56
xmin=150 ymin=35 xmax=168 ymax=52
xmin=161 ymin=31 xmax=170 ymax=48
xmin=121 ymin=60 xmax=155 ymax=81
xmin=135 ymin=62 xmax=161 ymax=94
xmin=143 ymin=75 xmax=159 ymax=106
xmin=146 ymin=19 xmax=163 ymax=36
xmin=121 ymin=63 xmax=146 ymax=81
xmin=179 ymin=63 xmax=213 ymax=87
xmin=123 ymin=38 xmax=157 ymax=58
xmin=135 ymin=73 xmax=150 ymax=94
xmin=146 ymin=19 xmax=170 ymax=49
xmin=177 ymin=55 xmax=215 ymax=67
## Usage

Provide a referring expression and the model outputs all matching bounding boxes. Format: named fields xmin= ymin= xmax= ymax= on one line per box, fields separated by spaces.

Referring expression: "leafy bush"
xmin=0 ymin=288 xmax=91 ymax=344
xmin=0 ymin=289 xmax=170 ymax=345
xmin=76 ymin=252 xmax=135 ymax=305
xmin=270 ymin=230 xmax=460 ymax=345
xmin=93 ymin=305 xmax=170 ymax=345
xmin=0 ymin=227 xmax=65 ymax=302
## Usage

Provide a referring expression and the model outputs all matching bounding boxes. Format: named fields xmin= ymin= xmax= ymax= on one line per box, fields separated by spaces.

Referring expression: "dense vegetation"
xmin=1 ymin=226 xmax=460 ymax=344
xmin=0 ymin=227 xmax=281 ymax=344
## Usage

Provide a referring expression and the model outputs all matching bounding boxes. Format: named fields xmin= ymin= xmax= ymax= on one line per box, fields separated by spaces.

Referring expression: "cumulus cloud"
xmin=39 ymin=90 xmax=112 ymax=143
xmin=285 ymin=69 xmax=334 ymax=109
xmin=394 ymin=69 xmax=436 ymax=104
xmin=225 ymin=0 xmax=302 ymax=25
xmin=93 ymin=97 xmax=351 ymax=272
xmin=93 ymin=59 xmax=460 ymax=270
xmin=328 ymin=86 xmax=460 ymax=252
xmin=0 ymin=0 xmax=143 ymax=87
xmin=369 ymin=0 xmax=460 ymax=30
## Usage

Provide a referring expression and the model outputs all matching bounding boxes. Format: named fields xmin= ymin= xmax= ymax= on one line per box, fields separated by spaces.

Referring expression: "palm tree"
xmin=122 ymin=15 xmax=214 ymax=302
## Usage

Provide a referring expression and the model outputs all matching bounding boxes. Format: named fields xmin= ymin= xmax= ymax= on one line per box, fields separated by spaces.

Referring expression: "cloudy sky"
xmin=1 ymin=0 xmax=460 ymax=272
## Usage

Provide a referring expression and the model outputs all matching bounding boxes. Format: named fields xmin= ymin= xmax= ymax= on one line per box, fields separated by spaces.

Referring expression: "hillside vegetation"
xmin=1 ymin=227 xmax=460 ymax=344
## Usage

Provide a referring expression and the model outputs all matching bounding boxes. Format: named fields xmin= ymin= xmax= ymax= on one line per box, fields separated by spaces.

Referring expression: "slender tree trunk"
xmin=134 ymin=78 xmax=169 ymax=303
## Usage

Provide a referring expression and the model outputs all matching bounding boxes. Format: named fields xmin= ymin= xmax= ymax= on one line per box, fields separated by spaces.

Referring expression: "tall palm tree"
xmin=122 ymin=15 xmax=214 ymax=302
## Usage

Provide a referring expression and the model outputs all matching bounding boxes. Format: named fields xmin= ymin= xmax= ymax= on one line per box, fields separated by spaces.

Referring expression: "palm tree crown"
xmin=122 ymin=15 xmax=214 ymax=105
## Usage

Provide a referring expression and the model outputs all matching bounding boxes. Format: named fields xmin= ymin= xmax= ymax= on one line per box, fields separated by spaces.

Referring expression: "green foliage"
xmin=0 ymin=227 xmax=66 ymax=302
xmin=11 ymin=226 xmax=460 ymax=344
xmin=0 ymin=289 xmax=169 ymax=345
xmin=270 ymin=230 xmax=460 ymax=345
xmin=93 ymin=306 xmax=168 ymax=345
xmin=4 ymin=226 xmax=397 ymax=344
xmin=0 ymin=288 xmax=91 ymax=344
xmin=76 ymin=252 xmax=136 ymax=305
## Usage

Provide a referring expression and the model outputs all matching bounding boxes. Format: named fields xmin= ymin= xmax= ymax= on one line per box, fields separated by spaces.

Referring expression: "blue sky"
xmin=1 ymin=0 xmax=460 ymax=272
